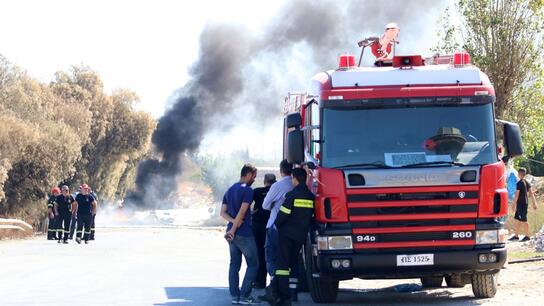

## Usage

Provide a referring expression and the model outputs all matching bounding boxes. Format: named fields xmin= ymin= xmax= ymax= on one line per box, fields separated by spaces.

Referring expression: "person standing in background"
xmin=55 ymin=185 xmax=76 ymax=244
xmin=74 ymin=184 xmax=97 ymax=244
xmin=509 ymin=168 xmax=538 ymax=241
xmin=89 ymin=188 xmax=98 ymax=240
xmin=47 ymin=187 xmax=61 ymax=240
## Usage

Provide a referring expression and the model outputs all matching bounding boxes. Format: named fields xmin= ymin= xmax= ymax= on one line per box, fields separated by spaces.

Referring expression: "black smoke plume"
xmin=128 ymin=0 xmax=446 ymax=208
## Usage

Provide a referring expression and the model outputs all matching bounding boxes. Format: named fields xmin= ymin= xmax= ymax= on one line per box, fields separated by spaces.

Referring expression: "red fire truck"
xmin=284 ymin=28 xmax=523 ymax=302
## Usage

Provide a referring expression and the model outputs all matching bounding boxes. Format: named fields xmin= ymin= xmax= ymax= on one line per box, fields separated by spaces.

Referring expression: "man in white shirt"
xmin=260 ymin=160 xmax=293 ymax=301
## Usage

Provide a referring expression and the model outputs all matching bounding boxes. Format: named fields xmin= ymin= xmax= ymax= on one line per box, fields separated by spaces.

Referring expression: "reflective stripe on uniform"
xmin=85 ymin=231 xmax=91 ymax=234
xmin=294 ymin=199 xmax=313 ymax=209
xmin=275 ymin=269 xmax=290 ymax=276
xmin=289 ymin=284 xmax=297 ymax=289
xmin=289 ymin=278 xmax=298 ymax=283
xmin=279 ymin=206 xmax=291 ymax=215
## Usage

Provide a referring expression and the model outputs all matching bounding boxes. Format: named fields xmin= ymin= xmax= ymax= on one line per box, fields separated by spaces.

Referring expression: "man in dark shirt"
xmin=47 ymin=187 xmax=61 ymax=240
xmin=74 ymin=184 xmax=97 ymax=244
xmin=252 ymin=173 xmax=276 ymax=289
xmin=509 ymin=168 xmax=538 ymax=241
xmin=55 ymin=185 xmax=76 ymax=244
xmin=220 ymin=164 xmax=260 ymax=305
xmin=89 ymin=189 xmax=98 ymax=240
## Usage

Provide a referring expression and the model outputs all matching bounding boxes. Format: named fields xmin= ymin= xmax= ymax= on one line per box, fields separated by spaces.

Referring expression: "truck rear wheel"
xmin=303 ymin=235 xmax=339 ymax=303
xmin=420 ymin=276 xmax=443 ymax=288
xmin=445 ymin=274 xmax=467 ymax=288
xmin=471 ymin=272 xmax=498 ymax=298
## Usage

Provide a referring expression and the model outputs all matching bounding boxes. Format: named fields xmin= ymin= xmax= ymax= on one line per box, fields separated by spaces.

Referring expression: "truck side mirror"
xmin=287 ymin=129 xmax=304 ymax=164
xmin=504 ymin=122 xmax=523 ymax=157
xmin=286 ymin=113 xmax=302 ymax=128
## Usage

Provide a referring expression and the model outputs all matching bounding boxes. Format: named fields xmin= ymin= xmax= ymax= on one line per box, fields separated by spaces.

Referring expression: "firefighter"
xmin=89 ymin=188 xmax=98 ymax=240
xmin=269 ymin=168 xmax=315 ymax=306
xmin=74 ymin=184 xmax=97 ymax=244
xmin=54 ymin=185 xmax=76 ymax=243
xmin=69 ymin=185 xmax=82 ymax=239
xmin=47 ymin=187 xmax=61 ymax=240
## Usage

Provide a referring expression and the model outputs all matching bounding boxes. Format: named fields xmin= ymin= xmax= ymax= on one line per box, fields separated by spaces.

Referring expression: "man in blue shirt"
xmin=221 ymin=164 xmax=260 ymax=305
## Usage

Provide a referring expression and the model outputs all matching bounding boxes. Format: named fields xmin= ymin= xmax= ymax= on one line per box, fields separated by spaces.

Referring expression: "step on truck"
xmin=283 ymin=24 xmax=524 ymax=302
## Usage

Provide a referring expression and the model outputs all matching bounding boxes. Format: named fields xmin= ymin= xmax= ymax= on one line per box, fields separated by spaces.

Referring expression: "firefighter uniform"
xmin=75 ymin=193 xmax=95 ymax=243
xmin=273 ymin=183 xmax=315 ymax=305
xmin=46 ymin=194 xmax=58 ymax=240
xmin=55 ymin=194 xmax=75 ymax=243
xmin=89 ymin=191 xmax=98 ymax=240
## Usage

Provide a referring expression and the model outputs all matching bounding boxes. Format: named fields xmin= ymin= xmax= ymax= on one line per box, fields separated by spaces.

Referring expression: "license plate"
xmin=396 ymin=254 xmax=434 ymax=266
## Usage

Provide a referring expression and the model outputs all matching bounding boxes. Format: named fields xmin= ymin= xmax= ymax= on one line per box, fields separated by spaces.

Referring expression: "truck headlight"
xmin=317 ymin=236 xmax=353 ymax=250
xmin=476 ymin=230 xmax=498 ymax=244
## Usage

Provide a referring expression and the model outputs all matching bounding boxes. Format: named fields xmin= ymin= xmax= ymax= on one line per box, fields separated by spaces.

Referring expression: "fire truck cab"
xmin=283 ymin=49 xmax=523 ymax=302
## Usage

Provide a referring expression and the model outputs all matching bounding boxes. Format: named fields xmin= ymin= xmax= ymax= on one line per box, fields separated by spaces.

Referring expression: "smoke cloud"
xmin=128 ymin=0 xmax=446 ymax=209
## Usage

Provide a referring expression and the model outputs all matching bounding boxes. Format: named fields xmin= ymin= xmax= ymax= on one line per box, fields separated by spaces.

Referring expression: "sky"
xmin=0 ymin=0 xmax=449 ymax=161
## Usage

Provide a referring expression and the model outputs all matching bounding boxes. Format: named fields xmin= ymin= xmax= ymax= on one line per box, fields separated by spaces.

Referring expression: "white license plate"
xmin=396 ymin=254 xmax=434 ymax=266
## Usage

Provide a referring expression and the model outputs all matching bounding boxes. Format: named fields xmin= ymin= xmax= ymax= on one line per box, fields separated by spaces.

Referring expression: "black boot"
xmin=259 ymin=285 xmax=277 ymax=303
xmin=259 ymin=278 xmax=278 ymax=304
xmin=289 ymin=288 xmax=297 ymax=302
xmin=277 ymin=299 xmax=292 ymax=306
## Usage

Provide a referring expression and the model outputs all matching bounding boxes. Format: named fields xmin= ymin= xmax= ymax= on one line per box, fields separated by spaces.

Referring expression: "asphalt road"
xmin=1 ymin=227 xmax=542 ymax=306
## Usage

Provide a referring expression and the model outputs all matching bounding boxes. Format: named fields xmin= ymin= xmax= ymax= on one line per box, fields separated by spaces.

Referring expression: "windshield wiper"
xmin=401 ymin=161 xmax=465 ymax=168
xmin=338 ymin=162 xmax=393 ymax=169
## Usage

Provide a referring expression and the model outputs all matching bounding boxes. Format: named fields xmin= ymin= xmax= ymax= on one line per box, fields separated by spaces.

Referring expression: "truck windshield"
xmin=321 ymin=100 xmax=497 ymax=168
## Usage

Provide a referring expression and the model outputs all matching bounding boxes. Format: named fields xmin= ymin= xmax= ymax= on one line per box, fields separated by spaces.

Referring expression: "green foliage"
xmin=193 ymin=150 xmax=250 ymax=200
xmin=430 ymin=7 xmax=462 ymax=54
xmin=0 ymin=55 xmax=155 ymax=223
xmin=433 ymin=0 xmax=544 ymax=157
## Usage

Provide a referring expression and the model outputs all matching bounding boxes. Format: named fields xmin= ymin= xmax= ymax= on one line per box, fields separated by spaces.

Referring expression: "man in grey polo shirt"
xmin=260 ymin=159 xmax=293 ymax=301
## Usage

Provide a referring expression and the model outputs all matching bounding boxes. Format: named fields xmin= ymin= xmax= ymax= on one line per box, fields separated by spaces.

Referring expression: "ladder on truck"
xmin=283 ymin=93 xmax=307 ymax=115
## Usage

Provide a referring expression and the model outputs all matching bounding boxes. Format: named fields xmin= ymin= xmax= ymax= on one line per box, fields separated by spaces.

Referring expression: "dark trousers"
xmin=47 ymin=215 xmax=58 ymax=239
xmin=265 ymin=227 xmax=279 ymax=277
xmin=76 ymin=214 xmax=92 ymax=241
xmin=275 ymin=233 xmax=304 ymax=301
xmin=90 ymin=214 xmax=96 ymax=240
xmin=252 ymin=223 xmax=267 ymax=286
xmin=57 ymin=214 xmax=72 ymax=241
xmin=69 ymin=215 xmax=77 ymax=239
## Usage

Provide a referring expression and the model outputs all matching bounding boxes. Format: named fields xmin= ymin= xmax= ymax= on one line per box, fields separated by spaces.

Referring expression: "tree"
xmin=0 ymin=56 xmax=155 ymax=223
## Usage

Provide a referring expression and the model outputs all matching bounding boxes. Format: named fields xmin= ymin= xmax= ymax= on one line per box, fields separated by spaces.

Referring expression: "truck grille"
xmin=348 ymin=186 xmax=478 ymax=250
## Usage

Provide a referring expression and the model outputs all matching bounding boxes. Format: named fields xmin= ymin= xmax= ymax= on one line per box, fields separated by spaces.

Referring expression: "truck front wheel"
xmin=303 ymin=235 xmax=339 ymax=303
xmin=471 ymin=272 xmax=498 ymax=298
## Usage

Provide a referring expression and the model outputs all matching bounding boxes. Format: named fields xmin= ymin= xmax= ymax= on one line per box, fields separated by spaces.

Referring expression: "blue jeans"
xmin=265 ymin=226 xmax=279 ymax=277
xmin=228 ymin=234 xmax=259 ymax=299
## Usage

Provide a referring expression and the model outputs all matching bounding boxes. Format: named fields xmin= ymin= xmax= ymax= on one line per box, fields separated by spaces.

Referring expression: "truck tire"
xmin=445 ymin=274 xmax=466 ymax=288
xmin=303 ymin=235 xmax=339 ymax=303
xmin=471 ymin=272 xmax=498 ymax=298
xmin=420 ymin=276 xmax=443 ymax=288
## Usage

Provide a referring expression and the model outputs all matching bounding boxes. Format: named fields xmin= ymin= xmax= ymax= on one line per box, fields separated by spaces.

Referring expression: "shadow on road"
xmin=330 ymin=284 xmax=484 ymax=306
xmin=154 ymin=287 xmax=232 ymax=306
xmin=154 ymin=284 xmax=484 ymax=306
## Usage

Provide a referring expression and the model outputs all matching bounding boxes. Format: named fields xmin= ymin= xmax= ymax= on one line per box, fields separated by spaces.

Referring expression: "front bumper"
xmin=316 ymin=247 xmax=506 ymax=280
